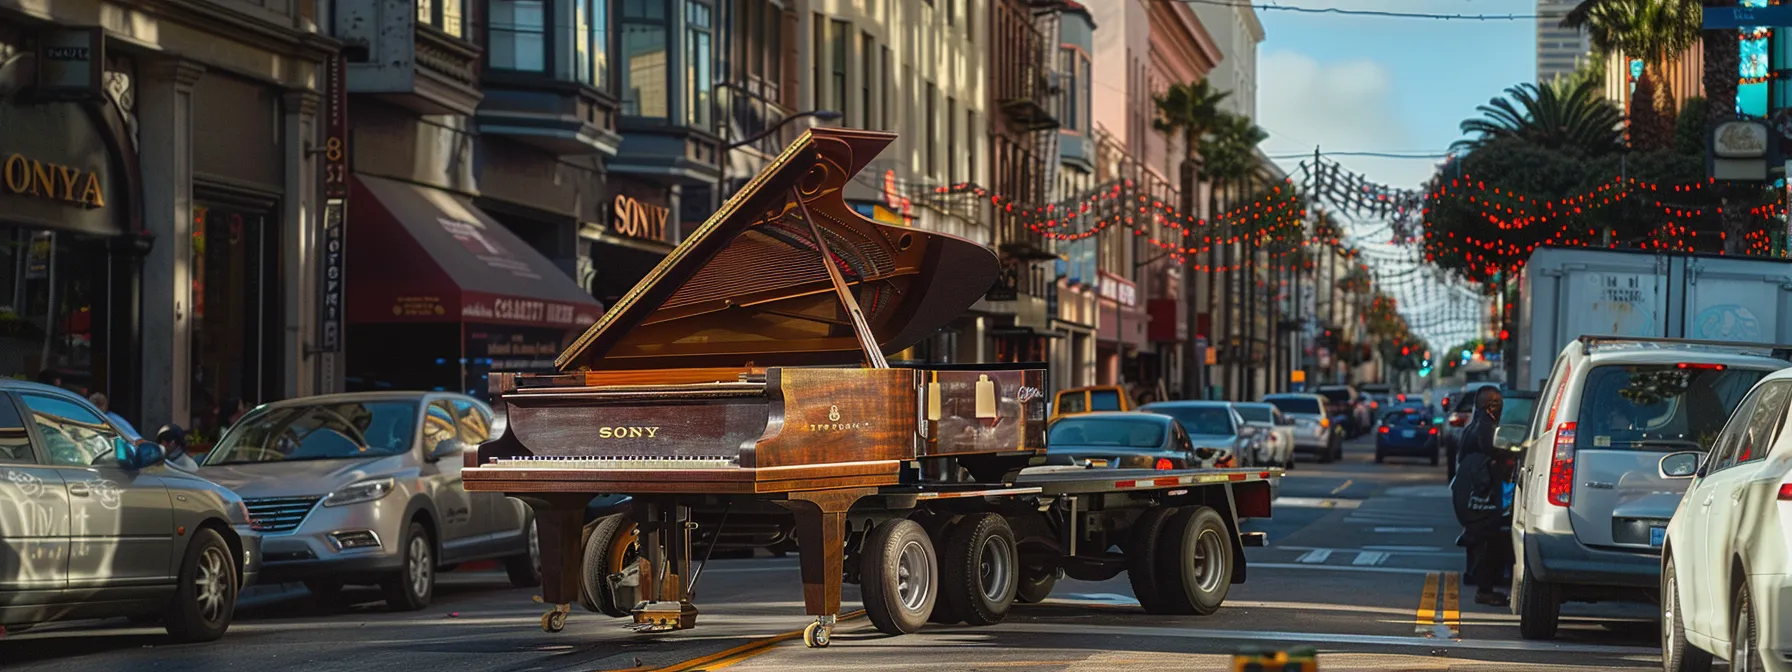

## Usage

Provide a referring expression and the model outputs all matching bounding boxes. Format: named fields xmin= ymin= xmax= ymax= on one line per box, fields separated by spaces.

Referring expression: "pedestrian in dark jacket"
xmin=1453 ymin=386 xmax=1515 ymax=605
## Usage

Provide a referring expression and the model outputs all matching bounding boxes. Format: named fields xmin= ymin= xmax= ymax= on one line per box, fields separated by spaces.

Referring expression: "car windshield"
xmin=1383 ymin=404 xmax=1428 ymax=423
xmin=1144 ymin=405 xmax=1235 ymax=436
xmin=1574 ymin=364 xmax=1769 ymax=452
xmin=1233 ymin=405 xmax=1274 ymax=423
xmin=204 ymin=400 xmax=420 ymax=465
xmin=1266 ymin=397 xmax=1322 ymax=415
xmin=1316 ymin=388 xmax=1351 ymax=403
xmin=1047 ymin=418 xmax=1165 ymax=449
xmin=1500 ymin=396 xmax=1537 ymax=426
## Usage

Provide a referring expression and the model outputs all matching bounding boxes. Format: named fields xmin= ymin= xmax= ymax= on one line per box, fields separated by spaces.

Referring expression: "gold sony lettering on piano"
xmin=597 ymin=426 xmax=662 ymax=439
xmin=2 ymin=153 xmax=104 ymax=208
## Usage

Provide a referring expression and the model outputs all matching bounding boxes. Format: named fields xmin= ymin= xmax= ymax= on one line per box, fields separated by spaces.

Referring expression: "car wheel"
xmin=162 ymin=528 xmax=238 ymax=642
xmin=1515 ymin=564 xmax=1560 ymax=640
xmin=381 ymin=521 xmax=435 ymax=611
xmin=506 ymin=514 xmax=542 ymax=588
xmin=1733 ymin=582 xmax=1765 ymax=672
xmin=1662 ymin=556 xmax=1712 ymax=671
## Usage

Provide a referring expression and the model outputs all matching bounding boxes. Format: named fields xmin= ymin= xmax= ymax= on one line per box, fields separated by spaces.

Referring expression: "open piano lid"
xmin=556 ymin=128 xmax=999 ymax=372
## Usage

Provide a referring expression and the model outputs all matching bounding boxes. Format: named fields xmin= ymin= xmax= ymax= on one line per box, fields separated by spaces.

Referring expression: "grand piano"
xmin=464 ymin=128 xmax=1049 ymax=641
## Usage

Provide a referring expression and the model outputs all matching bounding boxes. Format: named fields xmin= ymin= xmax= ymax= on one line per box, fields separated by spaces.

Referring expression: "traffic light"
xmin=1400 ymin=346 xmax=1410 ymax=356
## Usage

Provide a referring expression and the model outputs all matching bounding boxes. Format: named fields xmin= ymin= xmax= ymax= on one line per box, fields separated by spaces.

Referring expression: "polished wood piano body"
xmin=462 ymin=127 xmax=1043 ymax=637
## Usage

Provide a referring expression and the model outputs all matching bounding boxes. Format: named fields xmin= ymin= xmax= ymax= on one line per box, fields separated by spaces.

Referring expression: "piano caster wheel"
xmin=802 ymin=620 xmax=831 ymax=648
xmin=541 ymin=603 xmax=571 ymax=632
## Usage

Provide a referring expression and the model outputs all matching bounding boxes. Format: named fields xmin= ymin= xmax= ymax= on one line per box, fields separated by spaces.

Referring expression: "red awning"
xmin=347 ymin=175 xmax=603 ymax=330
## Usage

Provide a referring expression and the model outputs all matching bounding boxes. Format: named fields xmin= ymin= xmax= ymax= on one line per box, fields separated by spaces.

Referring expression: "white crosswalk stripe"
xmin=1352 ymin=551 xmax=1390 ymax=566
xmin=1295 ymin=549 xmax=1333 ymax=564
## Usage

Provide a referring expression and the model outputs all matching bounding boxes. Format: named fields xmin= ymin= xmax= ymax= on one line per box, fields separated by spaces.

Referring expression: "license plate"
xmin=1650 ymin=526 xmax=1666 ymax=547
xmin=1402 ymin=429 xmax=1415 ymax=438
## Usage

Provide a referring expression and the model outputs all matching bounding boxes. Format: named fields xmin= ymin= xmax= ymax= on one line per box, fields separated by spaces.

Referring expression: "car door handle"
xmin=67 ymin=482 xmax=90 ymax=497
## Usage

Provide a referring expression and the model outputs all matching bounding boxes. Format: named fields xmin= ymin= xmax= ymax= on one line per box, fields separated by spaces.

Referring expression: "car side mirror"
xmin=1658 ymin=451 xmax=1701 ymax=479
xmin=115 ymin=438 xmax=165 ymax=470
xmin=429 ymin=438 xmax=465 ymax=462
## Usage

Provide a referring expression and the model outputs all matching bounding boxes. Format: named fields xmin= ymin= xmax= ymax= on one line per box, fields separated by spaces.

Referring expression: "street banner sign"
xmin=1704 ymin=6 xmax=1792 ymax=29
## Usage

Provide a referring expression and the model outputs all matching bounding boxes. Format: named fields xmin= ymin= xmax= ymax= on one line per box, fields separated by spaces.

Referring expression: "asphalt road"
xmin=2 ymin=434 xmax=1664 ymax=671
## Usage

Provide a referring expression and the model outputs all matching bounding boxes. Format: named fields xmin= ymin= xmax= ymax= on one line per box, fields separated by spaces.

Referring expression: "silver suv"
xmin=1263 ymin=393 xmax=1341 ymax=462
xmin=200 ymin=392 xmax=537 ymax=611
xmin=0 ymin=380 xmax=260 ymax=641
xmin=1509 ymin=336 xmax=1791 ymax=639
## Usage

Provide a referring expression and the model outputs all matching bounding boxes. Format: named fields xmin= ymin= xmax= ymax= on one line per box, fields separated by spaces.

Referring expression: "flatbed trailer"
xmin=568 ymin=465 xmax=1278 ymax=647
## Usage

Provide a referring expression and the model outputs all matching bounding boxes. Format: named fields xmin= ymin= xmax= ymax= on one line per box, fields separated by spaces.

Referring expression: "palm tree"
xmin=1561 ymin=0 xmax=1701 ymax=150
xmin=1451 ymin=80 xmax=1625 ymax=157
xmin=1153 ymin=80 xmax=1229 ymax=399
xmin=1198 ymin=113 xmax=1268 ymax=399
xmin=1700 ymin=0 xmax=1747 ymax=252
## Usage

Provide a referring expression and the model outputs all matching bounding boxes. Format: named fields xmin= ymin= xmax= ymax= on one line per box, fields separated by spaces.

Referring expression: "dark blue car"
xmin=1374 ymin=402 xmax=1439 ymax=465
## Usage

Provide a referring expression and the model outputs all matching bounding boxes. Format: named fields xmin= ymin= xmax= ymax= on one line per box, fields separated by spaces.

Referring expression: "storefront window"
xmin=190 ymin=202 xmax=280 ymax=451
xmin=684 ymin=0 xmax=713 ymax=128
xmin=489 ymin=0 xmax=547 ymax=72
xmin=575 ymin=0 xmax=610 ymax=88
xmin=0 ymin=227 xmax=100 ymax=394
xmin=620 ymin=0 xmax=670 ymax=118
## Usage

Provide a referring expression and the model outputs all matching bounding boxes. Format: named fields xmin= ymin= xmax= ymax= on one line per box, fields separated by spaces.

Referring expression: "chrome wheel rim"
xmin=896 ymin=539 xmax=931 ymax=612
xmin=195 ymin=545 xmax=231 ymax=624
xmin=528 ymin=520 xmax=541 ymax=573
xmin=409 ymin=536 xmax=432 ymax=597
xmin=978 ymin=535 xmax=1013 ymax=602
xmin=1193 ymin=528 xmax=1227 ymax=594
xmin=1663 ymin=570 xmax=1677 ymax=664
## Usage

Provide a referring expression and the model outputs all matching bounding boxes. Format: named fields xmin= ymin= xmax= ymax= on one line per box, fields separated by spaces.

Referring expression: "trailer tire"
xmin=581 ymin=514 xmax=639 ymax=618
xmin=1156 ymin=506 xmax=1233 ymax=615
xmin=861 ymin=518 xmax=938 ymax=636
xmin=1015 ymin=568 xmax=1057 ymax=604
xmin=939 ymin=513 xmax=1019 ymax=626
xmin=1127 ymin=506 xmax=1179 ymax=614
xmin=915 ymin=514 xmax=963 ymax=625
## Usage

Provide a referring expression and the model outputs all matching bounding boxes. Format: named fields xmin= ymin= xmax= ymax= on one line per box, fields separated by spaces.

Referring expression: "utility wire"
xmin=1176 ymin=0 xmax=1541 ymax=20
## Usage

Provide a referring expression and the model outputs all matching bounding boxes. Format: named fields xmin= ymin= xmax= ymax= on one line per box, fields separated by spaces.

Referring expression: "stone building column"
xmin=137 ymin=58 xmax=205 ymax=430
xmin=283 ymin=90 xmax=322 ymax=397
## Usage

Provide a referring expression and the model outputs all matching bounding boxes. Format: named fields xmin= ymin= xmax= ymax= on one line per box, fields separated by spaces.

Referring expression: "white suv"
xmin=1510 ymin=336 xmax=1791 ymax=640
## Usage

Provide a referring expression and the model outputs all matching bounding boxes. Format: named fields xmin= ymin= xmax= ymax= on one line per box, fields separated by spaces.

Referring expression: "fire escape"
xmin=990 ymin=0 xmax=1063 ymax=264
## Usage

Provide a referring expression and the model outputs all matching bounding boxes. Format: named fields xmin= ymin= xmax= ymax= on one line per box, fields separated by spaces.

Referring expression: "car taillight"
xmin=1448 ymin=413 xmax=1468 ymax=427
xmin=1778 ymin=483 xmax=1792 ymax=501
xmin=1429 ymin=427 xmax=1438 ymax=435
xmin=1319 ymin=417 xmax=1330 ymax=428
xmin=1371 ymin=401 xmax=1380 ymax=409
xmin=1378 ymin=426 xmax=1390 ymax=434
xmin=1155 ymin=458 xmax=1174 ymax=470
xmin=1677 ymin=362 xmax=1726 ymax=371
xmin=1547 ymin=422 xmax=1577 ymax=507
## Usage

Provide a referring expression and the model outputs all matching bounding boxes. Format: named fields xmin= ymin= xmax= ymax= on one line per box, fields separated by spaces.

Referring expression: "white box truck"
xmin=1517 ymin=247 xmax=1792 ymax=388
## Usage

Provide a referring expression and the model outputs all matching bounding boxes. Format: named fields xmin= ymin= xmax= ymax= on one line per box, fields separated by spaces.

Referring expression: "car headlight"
xmin=322 ymin=478 xmax=396 ymax=507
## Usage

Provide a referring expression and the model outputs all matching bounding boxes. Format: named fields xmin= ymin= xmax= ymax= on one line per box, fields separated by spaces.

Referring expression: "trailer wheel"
xmin=581 ymin=514 xmax=639 ymax=618
xmin=916 ymin=514 xmax=963 ymax=625
xmin=940 ymin=513 xmax=1019 ymax=626
xmin=1156 ymin=506 xmax=1233 ymax=615
xmin=860 ymin=518 xmax=938 ymax=636
xmin=1015 ymin=565 xmax=1057 ymax=604
xmin=1126 ymin=506 xmax=1179 ymax=614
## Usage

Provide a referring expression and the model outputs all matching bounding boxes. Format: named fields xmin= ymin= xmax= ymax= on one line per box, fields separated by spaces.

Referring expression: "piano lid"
xmin=556 ymin=128 xmax=999 ymax=372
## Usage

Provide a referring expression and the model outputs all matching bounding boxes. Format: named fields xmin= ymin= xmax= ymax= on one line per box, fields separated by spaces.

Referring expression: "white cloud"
xmin=1257 ymin=51 xmax=1438 ymax=190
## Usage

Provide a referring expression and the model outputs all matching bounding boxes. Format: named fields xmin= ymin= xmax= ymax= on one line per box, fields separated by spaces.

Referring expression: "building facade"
xmin=1 ymin=0 xmax=334 ymax=441
xmin=1535 ymin=0 xmax=1592 ymax=83
xmin=1052 ymin=3 xmax=1097 ymax=390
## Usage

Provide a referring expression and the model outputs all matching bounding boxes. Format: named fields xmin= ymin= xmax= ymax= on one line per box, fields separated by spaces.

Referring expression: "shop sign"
xmin=882 ymin=170 xmax=912 ymax=222
xmin=321 ymin=55 xmax=350 ymax=200
xmin=612 ymin=194 xmax=669 ymax=241
xmin=318 ymin=200 xmax=346 ymax=350
xmin=24 ymin=231 xmax=52 ymax=280
xmin=463 ymin=296 xmax=599 ymax=327
xmin=392 ymin=295 xmax=448 ymax=317
xmin=36 ymin=28 xmax=103 ymax=97
xmin=1714 ymin=120 xmax=1769 ymax=158
xmin=2 ymin=153 xmax=105 ymax=208
xmin=1098 ymin=271 xmax=1136 ymax=308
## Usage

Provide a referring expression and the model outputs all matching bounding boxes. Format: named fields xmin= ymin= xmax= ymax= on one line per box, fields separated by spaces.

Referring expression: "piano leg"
xmin=776 ymin=488 xmax=876 ymax=649
xmin=533 ymin=495 xmax=587 ymax=633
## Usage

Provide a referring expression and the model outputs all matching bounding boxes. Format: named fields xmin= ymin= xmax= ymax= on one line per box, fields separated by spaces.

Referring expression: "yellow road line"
xmin=643 ymin=610 xmax=867 ymax=672
xmin=1441 ymin=571 xmax=1461 ymax=638
xmin=1412 ymin=571 xmax=1439 ymax=636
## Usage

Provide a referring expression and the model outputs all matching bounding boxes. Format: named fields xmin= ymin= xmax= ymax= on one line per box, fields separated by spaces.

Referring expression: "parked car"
xmin=1233 ymin=402 xmax=1296 ymax=469
xmin=1659 ymin=371 xmax=1792 ymax=671
xmin=1050 ymin=385 xmax=1134 ymax=423
xmin=0 ymin=380 xmax=261 ymax=642
xmin=1039 ymin=412 xmax=1202 ymax=470
xmin=1138 ymin=401 xmax=1257 ymax=467
xmin=200 ymin=392 xmax=538 ymax=612
xmin=1315 ymin=385 xmax=1366 ymax=438
xmin=1510 ymin=336 xmax=1790 ymax=640
xmin=1263 ymin=393 xmax=1341 ymax=463
xmin=1375 ymin=402 xmax=1440 ymax=465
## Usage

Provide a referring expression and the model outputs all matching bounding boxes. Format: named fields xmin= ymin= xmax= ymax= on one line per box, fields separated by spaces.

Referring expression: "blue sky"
xmin=1254 ymin=0 xmax=1539 ymax=190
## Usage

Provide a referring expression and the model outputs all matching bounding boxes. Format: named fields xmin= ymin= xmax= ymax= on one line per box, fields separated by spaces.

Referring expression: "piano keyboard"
xmin=484 ymin=455 xmax=739 ymax=469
